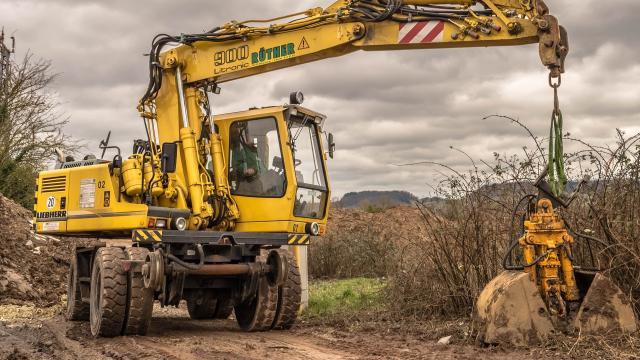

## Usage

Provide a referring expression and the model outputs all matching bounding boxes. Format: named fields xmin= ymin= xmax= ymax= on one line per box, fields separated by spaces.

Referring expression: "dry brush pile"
xmin=309 ymin=206 xmax=426 ymax=279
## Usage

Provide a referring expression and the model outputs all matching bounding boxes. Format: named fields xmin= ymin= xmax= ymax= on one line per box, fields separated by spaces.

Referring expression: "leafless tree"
xmin=0 ymin=53 xmax=75 ymax=206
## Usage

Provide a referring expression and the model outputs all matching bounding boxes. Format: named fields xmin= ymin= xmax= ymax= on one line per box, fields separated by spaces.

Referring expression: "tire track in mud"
xmin=128 ymin=316 xmax=354 ymax=360
xmin=12 ymin=315 xmax=355 ymax=360
xmin=1 ymin=307 xmax=544 ymax=360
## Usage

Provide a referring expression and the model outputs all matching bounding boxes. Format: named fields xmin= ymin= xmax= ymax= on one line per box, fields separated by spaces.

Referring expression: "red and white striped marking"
xmin=398 ymin=21 xmax=445 ymax=44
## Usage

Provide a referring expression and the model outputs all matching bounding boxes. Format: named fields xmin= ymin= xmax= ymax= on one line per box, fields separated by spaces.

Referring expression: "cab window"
xmin=229 ymin=118 xmax=286 ymax=197
xmin=288 ymin=116 xmax=328 ymax=219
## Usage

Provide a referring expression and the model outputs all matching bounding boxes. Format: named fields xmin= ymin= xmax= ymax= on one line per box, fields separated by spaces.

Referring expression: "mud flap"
xmin=572 ymin=273 xmax=637 ymax=334
xmin=476 ymin=271 xmax=554 ymax=346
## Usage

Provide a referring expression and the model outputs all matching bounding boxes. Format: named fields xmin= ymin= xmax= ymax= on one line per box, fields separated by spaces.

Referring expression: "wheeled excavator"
xmin=33 ymin=0 xmax=636 ymax=343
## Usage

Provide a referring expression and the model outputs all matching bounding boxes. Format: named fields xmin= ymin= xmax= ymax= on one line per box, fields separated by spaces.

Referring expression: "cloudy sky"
xmin=2 ymin=0 xmax=639 ymax=198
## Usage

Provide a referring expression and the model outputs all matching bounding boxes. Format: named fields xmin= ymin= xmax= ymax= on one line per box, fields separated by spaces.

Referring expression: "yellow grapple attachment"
xmin=476 ymin=199 xmax=637 ymax=346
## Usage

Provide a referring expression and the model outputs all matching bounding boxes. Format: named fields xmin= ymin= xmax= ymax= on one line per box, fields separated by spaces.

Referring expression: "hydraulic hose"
xmin=502 ymin=194 xmax=536 ymax=270
xmin=502 ymin=238 xmax=524 ymax=271
xmin=167 ymin=244 xmax=205 ymax=270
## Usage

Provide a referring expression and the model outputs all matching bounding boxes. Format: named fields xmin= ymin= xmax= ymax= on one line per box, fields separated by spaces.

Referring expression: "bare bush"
xmin=308 ymin=206 xmax=433 ymax=279
xmin=310 ymin=225 xmax=396 ymax=279
xmin=387 ymin=153 xmax=535 ymax=317
xmin=565 ymin=130 xmax=640 ymax=307
xmin=386 ymin=116 xmax=640 ymax=318
xmin=312 ymin=115 xmax=640 ymax=321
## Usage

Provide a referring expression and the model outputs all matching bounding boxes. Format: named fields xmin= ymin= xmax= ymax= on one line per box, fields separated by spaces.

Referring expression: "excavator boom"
xmin=151 ymin=0 xmax=566 ymax=87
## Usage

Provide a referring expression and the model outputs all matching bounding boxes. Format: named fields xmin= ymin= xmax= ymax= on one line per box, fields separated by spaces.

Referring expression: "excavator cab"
xmin=215 ymin=104 xmax=331 ymax=236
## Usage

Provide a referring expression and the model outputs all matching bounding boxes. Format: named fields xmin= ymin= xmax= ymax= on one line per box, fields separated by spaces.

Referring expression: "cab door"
xmin=218 ymin=110 xmax=298 ymax=232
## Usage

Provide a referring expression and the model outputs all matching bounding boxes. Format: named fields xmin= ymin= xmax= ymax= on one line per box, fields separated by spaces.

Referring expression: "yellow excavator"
xmin=33 ymin=0 xmax=635 ymax=343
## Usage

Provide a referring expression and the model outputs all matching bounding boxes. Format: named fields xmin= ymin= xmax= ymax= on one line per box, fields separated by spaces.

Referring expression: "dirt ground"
xmin=1 ymin=194 xmax=637 ymax=359
xmin=0 ymin=193 xmax=75 ymax=307
xmin=0 ymin=304 xmax=557 ymax=360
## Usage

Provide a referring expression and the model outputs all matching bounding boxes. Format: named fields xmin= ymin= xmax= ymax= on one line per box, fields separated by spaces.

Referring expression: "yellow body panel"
xmin=35 ymin=164 xmax=148 ymax=234
xmin=35 ymin=106 xmax=330 ymax=237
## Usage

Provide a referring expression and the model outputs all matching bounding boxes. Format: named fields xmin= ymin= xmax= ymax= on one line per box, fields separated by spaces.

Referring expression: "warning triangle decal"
xmin=298 ymin=37 xmax=310 ymax=50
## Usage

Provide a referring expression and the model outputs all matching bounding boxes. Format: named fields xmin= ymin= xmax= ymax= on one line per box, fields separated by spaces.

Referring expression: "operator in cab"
xmin=230 ymin=121 xmax=265 ymax=195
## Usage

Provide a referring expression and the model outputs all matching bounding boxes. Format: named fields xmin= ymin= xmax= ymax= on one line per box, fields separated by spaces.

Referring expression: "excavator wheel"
xmin=123 ymin=247 xmax=154 ymax=336
xmin=235 ymin=276 xmax=278 ymax=332
xmin=186 ymin=290 xmax=219 ymax=320
xmin=476 ymin=271 xmax=637 ymax=347
xmin=66 ymin=257 xmax=89 ymax=321
xmin=212 ymin=291 xmax=235 ymax=319
xmin=271 ymin=249 xmax=301 ymax=330
xmin=186 ymin=290 xmax=235 ymax=320
xmin=89 ymin=247 xmax=128 ymax=338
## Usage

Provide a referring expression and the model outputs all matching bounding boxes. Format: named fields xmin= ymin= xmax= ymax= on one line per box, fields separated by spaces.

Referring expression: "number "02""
xmin=97 ymin=180 xmax=106 ymax=189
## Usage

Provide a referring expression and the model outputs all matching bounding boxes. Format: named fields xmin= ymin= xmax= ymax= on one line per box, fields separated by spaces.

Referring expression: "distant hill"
xmin=476 ymin=180 xmax=583 ymax=200
xmin=338 ymin=191 xmax=419 ymax=209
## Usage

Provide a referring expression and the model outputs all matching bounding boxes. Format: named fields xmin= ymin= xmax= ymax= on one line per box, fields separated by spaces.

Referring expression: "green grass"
xmin=306 ymin=278 xmax=386 ymax=319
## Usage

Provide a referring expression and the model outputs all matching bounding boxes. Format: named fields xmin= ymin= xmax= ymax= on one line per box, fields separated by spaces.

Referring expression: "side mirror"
xmin=161 ymin=143 xmax=178 ymax=173
xmin=328 ymin=133 xmax=336 ymax=159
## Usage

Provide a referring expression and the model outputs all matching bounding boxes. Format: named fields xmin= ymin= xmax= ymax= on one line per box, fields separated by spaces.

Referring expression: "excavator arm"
xmin=149 ymin=0 xmax=567 ymax=87
xmin=138 ymin=0 xmax=568 ymax=230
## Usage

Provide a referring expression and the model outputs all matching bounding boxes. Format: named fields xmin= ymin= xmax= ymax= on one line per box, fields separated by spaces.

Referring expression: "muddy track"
xmin=0 ymin=306 xmax=547 ymax=360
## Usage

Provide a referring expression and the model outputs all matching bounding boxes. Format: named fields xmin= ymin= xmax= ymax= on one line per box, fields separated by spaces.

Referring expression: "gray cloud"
xmin=2 ymin=0 xmax=639 ymax=198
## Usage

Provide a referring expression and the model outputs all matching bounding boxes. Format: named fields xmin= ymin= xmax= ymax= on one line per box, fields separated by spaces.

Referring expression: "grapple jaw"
xmin=476 ymin=271 xmax=554 ymax=346
xmin=573 ymin=272 xmax=637 ymax=334
xmin=476 ymin=271 xmax=637 ymax=346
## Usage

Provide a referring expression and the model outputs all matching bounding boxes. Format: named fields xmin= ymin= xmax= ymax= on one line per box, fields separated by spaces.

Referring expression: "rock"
xmin=437 ymin=335 xmax=452 ymax=345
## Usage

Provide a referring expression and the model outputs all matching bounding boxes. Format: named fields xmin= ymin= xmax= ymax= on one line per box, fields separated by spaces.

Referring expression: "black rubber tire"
xmin=66 ymin=258 xmax=89 ymax=321
xmin=271 ymin=249 xmax=302 ymax=330
xmin=90 ymin=247 xmax=128 ymax=338
xmin=186 ymin=291 xmax=219 ymax=320
xmin=213 ymin=293 xmax=235 ymax=319
xmin=235 ymin=275 xmax=278 ymax=332
xmin=185 ymin=290 xmax=234 ymax=320
xmin=123 ymin=247 xmax=154 ymax=336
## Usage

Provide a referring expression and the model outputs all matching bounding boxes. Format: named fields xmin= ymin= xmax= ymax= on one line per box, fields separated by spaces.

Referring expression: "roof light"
xmin=290 ymin=91 xmax=304 ymax=105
